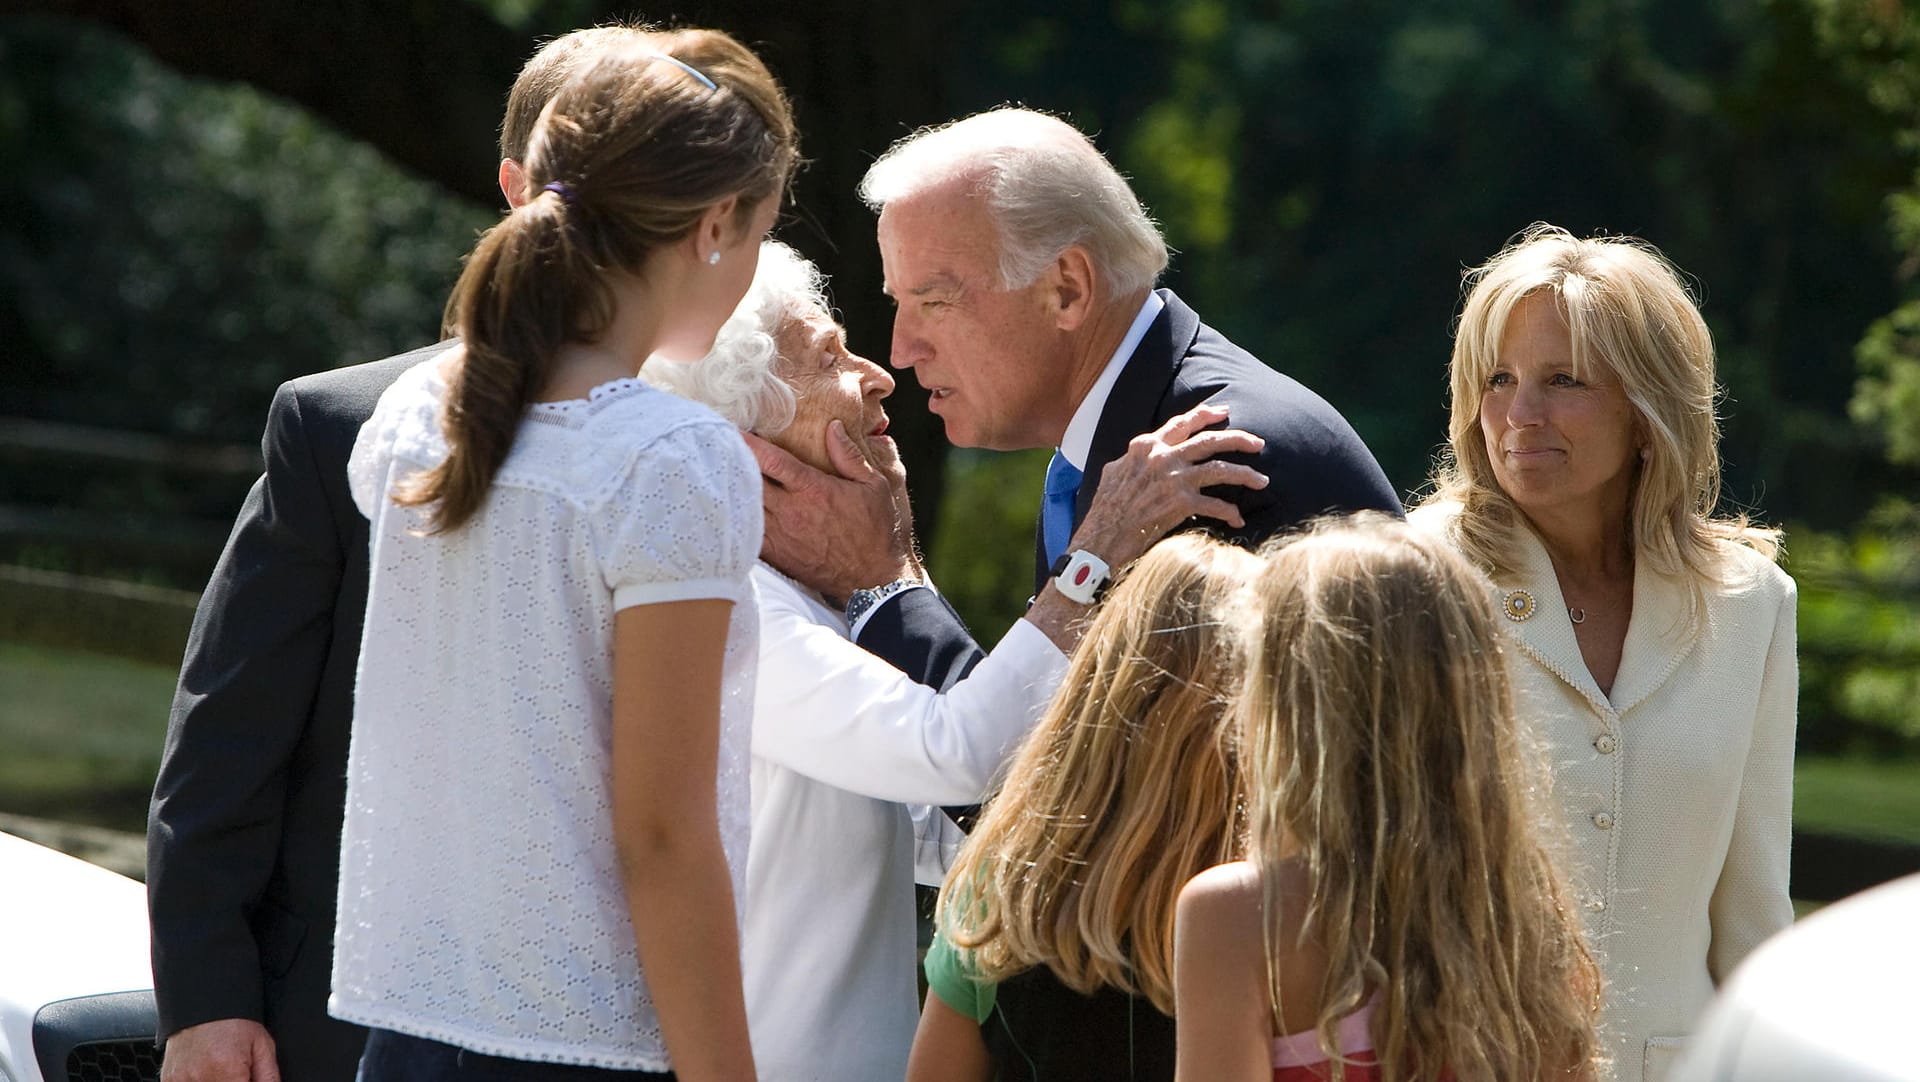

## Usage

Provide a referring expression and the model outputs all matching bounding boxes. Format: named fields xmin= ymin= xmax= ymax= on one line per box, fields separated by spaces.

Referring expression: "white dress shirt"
xmin=743 ymin=563 xmax=1068 ymax=1082
xmin=1057 ymin=291 xmax=1166 ymax=471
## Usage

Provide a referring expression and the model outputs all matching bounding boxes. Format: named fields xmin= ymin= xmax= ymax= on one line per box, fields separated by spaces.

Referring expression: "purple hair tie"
xmin=542 ymin=181 xmax=575 ymax=204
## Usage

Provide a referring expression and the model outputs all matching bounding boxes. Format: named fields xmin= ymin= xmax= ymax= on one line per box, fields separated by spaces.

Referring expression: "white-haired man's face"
xmin=877 ymin=187 xmax=1075 ymax=451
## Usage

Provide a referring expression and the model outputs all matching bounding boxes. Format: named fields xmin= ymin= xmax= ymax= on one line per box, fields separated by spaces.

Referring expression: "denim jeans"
xmin=356 ymin=1028 xmax=678 ymax=1082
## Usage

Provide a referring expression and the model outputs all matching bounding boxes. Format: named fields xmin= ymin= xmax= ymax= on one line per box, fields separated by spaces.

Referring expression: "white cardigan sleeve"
xmin=749 ymin=567 xmax=1068 ymax=806
xmin=1706 ymin=570 xmax=1799 ymax=982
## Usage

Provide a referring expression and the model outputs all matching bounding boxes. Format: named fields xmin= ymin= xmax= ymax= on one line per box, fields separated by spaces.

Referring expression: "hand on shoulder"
xmin=1074 ymin=403 xmax=1268 ymax=569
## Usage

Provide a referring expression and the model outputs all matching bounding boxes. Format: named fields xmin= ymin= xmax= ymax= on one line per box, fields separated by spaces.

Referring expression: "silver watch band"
xmin=844 ymin=578 xmax=923 ymax=629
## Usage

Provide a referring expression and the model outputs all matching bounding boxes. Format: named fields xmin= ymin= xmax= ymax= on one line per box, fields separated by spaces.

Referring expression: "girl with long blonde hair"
xmin=1174 ymin=515 xmax=1603 ymax=1082
xmin=907 ymin=533 xmax=1258 ymax=1082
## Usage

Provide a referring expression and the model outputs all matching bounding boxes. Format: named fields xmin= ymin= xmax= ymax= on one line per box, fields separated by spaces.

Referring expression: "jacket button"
xmin=1592 ymin=811 xmax=1615 ymax=830
xmin=1594 ymin=733 xmax=1617 ymax=754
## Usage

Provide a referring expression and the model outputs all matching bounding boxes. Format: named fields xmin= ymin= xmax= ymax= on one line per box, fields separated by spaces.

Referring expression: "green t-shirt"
xmin=923 ymin=923 xmax=998 ymax=1023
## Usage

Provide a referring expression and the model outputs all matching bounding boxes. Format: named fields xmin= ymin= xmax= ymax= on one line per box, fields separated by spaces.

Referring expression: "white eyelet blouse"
xmin=332 ymin=359 xmax=761 ymax=1070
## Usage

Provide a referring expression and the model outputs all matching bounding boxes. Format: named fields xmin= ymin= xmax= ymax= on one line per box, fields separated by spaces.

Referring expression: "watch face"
xmin=846 ymin=579 xmax=919 ymax=625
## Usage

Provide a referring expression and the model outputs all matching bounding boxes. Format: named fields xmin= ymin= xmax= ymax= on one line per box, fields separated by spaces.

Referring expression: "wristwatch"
xmin=844 ymin=578 xmax=924 ymax=628
xmin=1049 ymin=549 xmax=1113 ymax=605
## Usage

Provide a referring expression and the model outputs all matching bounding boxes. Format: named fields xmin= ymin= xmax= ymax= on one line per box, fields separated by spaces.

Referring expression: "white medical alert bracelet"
xmin=1049 ymin=549 xmax=1112 ymax=605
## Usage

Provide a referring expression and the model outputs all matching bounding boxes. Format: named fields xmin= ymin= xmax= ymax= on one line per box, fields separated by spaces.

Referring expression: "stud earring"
xmin=708 ymin=251 xmax=721 ymax=266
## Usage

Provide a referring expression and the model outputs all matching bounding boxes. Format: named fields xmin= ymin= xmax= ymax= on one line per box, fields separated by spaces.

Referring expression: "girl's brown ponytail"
xmin=397 ymin=33 xmax=797 ymax=532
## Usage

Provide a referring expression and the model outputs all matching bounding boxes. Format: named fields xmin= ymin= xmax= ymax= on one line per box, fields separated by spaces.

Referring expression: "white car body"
xmin=0 ymin=831 xmax=156 ymax=1082
xmin=1673 ymin=872 xmax=1920 ymax=1082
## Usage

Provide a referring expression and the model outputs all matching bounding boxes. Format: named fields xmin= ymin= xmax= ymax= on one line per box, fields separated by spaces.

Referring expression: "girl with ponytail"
xmin=336 ymin=28 xmax=796 ymax=1082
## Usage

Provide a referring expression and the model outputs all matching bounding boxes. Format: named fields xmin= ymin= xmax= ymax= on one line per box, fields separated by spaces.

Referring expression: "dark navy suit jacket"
xmin=854 ymin=288 xmax=1403 ymax=690
xmin=147 ymin=342 xmax=447 ymax=1080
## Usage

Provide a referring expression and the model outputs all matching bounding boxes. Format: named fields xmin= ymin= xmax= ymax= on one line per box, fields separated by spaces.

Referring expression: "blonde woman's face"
xmin=770 ymin=310 xmax=899 ymax=476
xmin=1477 ymin=293 xmax=1639 ymax=528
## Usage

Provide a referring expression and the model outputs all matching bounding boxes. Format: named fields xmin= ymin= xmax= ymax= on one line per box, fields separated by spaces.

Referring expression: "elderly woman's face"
xmin=771 ymin=310 xmax=899 ymax=475
xmin=1478 ymin=293 xmax=1640 ymax=527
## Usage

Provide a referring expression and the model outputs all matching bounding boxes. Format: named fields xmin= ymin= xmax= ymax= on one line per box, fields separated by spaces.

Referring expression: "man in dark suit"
xmin=145 ymin=26 xmax=642 ymax=1082
xmin=752 ymin=107 xmax=1401 ymax=686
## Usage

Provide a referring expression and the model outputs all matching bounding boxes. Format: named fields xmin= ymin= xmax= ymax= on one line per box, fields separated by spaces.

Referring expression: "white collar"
xmin=1057 ymin=291 xmax=1165 ymax=471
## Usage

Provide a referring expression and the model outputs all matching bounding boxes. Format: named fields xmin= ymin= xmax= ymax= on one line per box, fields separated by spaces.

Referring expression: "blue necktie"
xmin=1042 ymin=451 xmax=1083 ymax=568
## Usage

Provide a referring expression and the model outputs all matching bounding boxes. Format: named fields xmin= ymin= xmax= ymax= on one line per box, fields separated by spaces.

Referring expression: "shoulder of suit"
xmin=1172 ymin=325 xmax=1355 ymax=435
xmin=1707 ymin=535 xmax=1795 ymax=607
xmin=257 ymin=341 xmax=452 ymax=458
xmin=282 ymin=340 xmax=456 ymax=412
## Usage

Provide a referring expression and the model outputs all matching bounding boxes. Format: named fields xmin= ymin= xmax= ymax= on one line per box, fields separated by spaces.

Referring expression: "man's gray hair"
xmin=857 ymin=107 xmax=1169 ymax=297
xmin=643 ymin=240 xmax=826 ymax=434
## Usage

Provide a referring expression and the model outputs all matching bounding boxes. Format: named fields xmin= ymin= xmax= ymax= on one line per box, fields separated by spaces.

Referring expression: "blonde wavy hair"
xmin=1422 ymin=223 xmax=1779 ymax=582
xmin=1242 ymin=514 xmax=1603 ymax=1081
xmin=937 ymin=533 xmax=1256 ymax=1014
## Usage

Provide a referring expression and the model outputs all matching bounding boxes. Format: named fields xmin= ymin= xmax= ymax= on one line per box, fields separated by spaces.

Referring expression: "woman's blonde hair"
xmin=1242 ymin=514 xmax=1603 ymax=1081
xmin=938 ymin=533 xmax=1256 ymax=1014
xmin=398 ymin=29 xmax=798 ymax=533
xmin=1422 ymin=223 xmax=1779 ymax=581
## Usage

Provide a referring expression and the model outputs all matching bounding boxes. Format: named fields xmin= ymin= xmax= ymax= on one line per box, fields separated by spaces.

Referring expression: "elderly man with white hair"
xmin=648 ymin=240 xmax=1225 ymax=1082
xmin=749 ymin=106 xmax=1403 ymax=702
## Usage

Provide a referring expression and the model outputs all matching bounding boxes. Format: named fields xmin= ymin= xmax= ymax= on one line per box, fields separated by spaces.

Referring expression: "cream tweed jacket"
xmin=1413 ymin=504 xmax=1797 ymax=1082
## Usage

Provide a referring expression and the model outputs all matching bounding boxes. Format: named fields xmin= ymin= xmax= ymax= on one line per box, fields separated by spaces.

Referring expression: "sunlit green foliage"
xmin=1807 ymin=1 xmax=1920 ymax=470
xmin=1794 ymin=755 xmax=1920 ymax=844
xmin=927 ymin=449 xmax=1051 ymax=643
xmin=1786 ymin=0 xmax=1920 ymax=757
xmin=1854 ymin=297 xmax=1920 ymax=465
xmin=1790 ymin=503 xmax=1920 ymax=753
xmin=2 ymin=1 xmax=1916 ymax=760
xmin=0 ymin=18 xmax=491 ymax=444
xmin=952 ymin=0 xmax=1910 ymax=528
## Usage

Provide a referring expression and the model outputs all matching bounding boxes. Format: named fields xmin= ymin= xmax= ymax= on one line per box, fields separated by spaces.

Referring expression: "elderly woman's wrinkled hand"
xmin=746 ymin=420 xmax=921 ymax=603
xmin=1070 ymin=403 xmax=1267 ymax=570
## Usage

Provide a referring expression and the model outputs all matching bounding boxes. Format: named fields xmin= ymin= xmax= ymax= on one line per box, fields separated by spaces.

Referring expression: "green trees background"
xmin=2 ymin=0 xmax=1916 ymax=754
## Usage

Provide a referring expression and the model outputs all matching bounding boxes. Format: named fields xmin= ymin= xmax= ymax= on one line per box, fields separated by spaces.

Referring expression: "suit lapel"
xmin=1075 ymin=289 xmax=1199 ymax=528
xmin=1609 ymin=562 xmax=1699 ymax=716
xmin=1032 ymin=289 xmax=1201 ymax=589
xmin=1499 ymin=525 xmax=1700 ymax=717
xmin=1499 ymin=528 xmax=1612 ymax=716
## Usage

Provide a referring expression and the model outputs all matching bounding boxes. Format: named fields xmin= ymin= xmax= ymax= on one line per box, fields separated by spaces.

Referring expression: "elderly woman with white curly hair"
xmin=644 ymin=240 xmax=1093 ymax=1082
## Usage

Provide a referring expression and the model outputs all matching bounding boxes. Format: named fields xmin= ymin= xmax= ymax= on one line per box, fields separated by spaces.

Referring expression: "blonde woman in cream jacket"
xmin=1412 ymin=224 xmax=1796 ymax=1082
